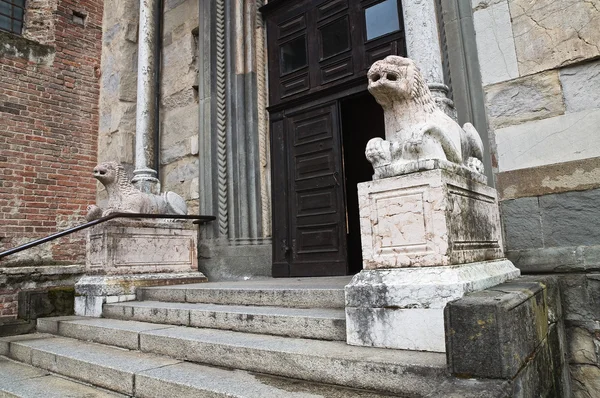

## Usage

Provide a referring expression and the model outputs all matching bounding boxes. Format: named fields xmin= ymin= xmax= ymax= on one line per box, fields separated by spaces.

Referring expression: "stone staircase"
xmin=0 ymin=277 xmax=509 ymax=397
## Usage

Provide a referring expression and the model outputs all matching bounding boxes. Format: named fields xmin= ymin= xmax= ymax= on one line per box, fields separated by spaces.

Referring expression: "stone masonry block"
xmin=510 ymin=323 xmax=568 ymax=398
xmin=445 ymin=280 xmax=548 ymax=378
xmin=500 ymin=197 xmax=543 ymax=251
xmin=472 ymin=0 xmax=519 ymax=85
xmin=559 ymin=274 xmax=600 ymax=323
xmin=484 ymin=70 xmax=565 ymax=129
xmin=509 ymin=0 xmax=600 ymax=76
xmin=540 ymin=188 xmax=600 ymax=247
xmin=566 ymin=325 xmax=600 ymax=366
xmin=494 ymin=109 xmax=600 ymax=173
xmin=560 ymin=59 xmax=600 ymax=113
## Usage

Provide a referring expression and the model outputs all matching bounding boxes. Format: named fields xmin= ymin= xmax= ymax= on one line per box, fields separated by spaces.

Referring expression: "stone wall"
xmin=472 ymin=0 xmax=600 ymax=395
xmin=0 ymin=264 xmax=82 ymax=330
xmin=0 ymin=0 xmax=103 ymax=269
xmin=97 ymin=0 xmax=200 ymax=213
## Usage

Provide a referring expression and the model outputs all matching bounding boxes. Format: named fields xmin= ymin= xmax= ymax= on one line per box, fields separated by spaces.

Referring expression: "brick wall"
xmin=0 ymin=0 xmax=103 ymax=318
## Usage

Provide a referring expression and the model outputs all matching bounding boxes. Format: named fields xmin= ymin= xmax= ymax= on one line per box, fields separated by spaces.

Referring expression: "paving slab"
xmin=0 ymin=356 xmax=125 ymax=398
xmin=104 ymin=301 xmax=346 ymax=340
xmin=2 ymin=334 xmax=180 ymax=395
xmin=138 ymin=325 xmax=448 ymax=396
xmin=38 ymin=316 xmax=176 ymax=350
xmin=136 ymin=361 xmax=400 ymax=398
xmin=139 ymin=277 xmax=350 ymax=308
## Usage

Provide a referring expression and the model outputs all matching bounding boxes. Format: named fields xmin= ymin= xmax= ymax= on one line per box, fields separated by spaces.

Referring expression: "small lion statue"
xmin=365 ymin=56 xmax=485 ymax=179
xmin=85 ymin=161 xmax=187 ymax=221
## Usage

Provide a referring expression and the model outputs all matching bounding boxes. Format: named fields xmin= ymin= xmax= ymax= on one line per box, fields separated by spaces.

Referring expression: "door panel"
xmin=286 ymin=102 xmax=347 ymax=276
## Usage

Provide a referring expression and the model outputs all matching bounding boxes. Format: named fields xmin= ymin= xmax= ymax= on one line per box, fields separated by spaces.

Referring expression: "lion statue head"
xmin=92 ymin=161 xmax=125 ymax=187
xmin=367 ymin=56 xmax=436 ymax=113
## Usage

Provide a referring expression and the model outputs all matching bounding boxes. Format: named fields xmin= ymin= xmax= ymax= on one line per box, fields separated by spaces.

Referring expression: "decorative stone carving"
xmin=365 ymin=56 xmax=485 ymax=179
xmin=85 ymin=161 xmax=187 ymax=221
xmin=358 ymin=169 xmax=504 ymax=269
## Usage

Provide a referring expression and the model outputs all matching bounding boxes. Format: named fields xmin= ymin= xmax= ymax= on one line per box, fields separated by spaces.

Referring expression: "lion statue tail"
xmin=162 ymin=191 xmax=188 ymax=215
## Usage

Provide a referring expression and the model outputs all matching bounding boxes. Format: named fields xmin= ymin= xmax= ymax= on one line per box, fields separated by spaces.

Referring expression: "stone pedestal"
xmin=358 ymin=167 xmax=503 ymax=269
xmin=75 ymin=219 xmax=207 ymax=316
xmin=86 ymin=219 xmax=198 ymax=273
xmin=346 ymin=168 xmax=520 ymax=352
xmin=345 ymin=260 xmax=520 ymax=352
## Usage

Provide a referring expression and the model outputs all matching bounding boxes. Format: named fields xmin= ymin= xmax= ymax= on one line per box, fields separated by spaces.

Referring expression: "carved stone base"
xmin=77 ymin=219 xmax=206 ymax=317
xmin=358 ymin=168 xmax=503 ymax=269
xmin=74 ymin=272 xmax=207 ymax=317
xmin=345 ymin=260 xmax=520 ymax=352
xmin=86 ymin=219 xmax=198 ymax=274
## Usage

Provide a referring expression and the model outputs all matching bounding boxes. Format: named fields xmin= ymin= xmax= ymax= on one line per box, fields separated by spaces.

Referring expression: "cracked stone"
xmin=510 ymin=0 xmax=600 ymax=75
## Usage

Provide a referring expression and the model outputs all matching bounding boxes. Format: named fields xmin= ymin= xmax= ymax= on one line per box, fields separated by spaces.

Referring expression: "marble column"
xmin=401 ymin=0 xmax=454 ymax=116
xmin=132 ymin=0 xmax=160 ymax=193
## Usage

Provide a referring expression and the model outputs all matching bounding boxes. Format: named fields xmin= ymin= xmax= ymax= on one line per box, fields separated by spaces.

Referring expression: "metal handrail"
xmin=0 ymin=212 xmax=216 ymax=260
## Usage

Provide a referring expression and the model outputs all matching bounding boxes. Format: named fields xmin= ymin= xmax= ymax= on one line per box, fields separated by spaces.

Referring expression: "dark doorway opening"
xmin=340 ymin=92 xmax=385 ymax=275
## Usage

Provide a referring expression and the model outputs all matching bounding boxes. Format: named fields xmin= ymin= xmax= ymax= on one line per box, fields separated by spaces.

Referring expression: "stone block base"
xmin=358 ymin=168 xmax=504 ymax=269
xmin=86 ymin=219 xmax=198 ymax=274
xmin=344 ymin=259 xmax=520 ymax=352
xmin=74 ymin=272 xmax=207 ymax=317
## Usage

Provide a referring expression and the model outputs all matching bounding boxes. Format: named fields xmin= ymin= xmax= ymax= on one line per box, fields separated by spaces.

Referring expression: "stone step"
xmin=0 ymin=334 xmax=401 ymax=397
xmin=0 ymin=356 xmax=126 ymax=398
xmin=33 ymin=316 xmax=507 ymax=397
xmin=102 ymin=300 xmax=347 ymax=341
xmin=138 ymin=277 xmax=350 ymax=308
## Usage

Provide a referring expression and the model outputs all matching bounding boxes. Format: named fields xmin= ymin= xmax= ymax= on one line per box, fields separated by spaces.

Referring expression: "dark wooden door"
xmin=285 ymin=102 xmax=347 ymax=276
xmin=263 ymin=0 xmax=407 ymax=277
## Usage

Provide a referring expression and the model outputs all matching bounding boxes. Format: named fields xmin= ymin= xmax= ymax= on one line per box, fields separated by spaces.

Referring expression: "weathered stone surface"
xmin=559 ymin=274 xmax=600 ymax=323
xmin=138 ymin=325 xmax=450 ymax=396
xmin=507 ymin=246 xmax=585 ymax=274
xmin=345 ymin=261 xmax=520 ymax=352
xmin=358 ymin=169 xmax=503 ymax=269
xmin=365 ymin=56 xmax=485 ymax=179
xmin=484 ymin=71 xmax=565 ymax=129
xmin=140 ymin=277 xmax=348 ymax=308
xmin=445 ymin=280 xmax=548 ymax=378
xmin=104 ymin=300 xmax=346 ymax=341
xmin=86 ymin=220 xmax=198 ymax=274
xmin=496 ymin=157 xmax=600 ymax=200
xmin=495 ymin=109 xmax=600 ymax=172
xmin=560 ymin=59 xmax=600 ymax=113
xmin=472 ymin=0 xmax=519 ymax=85
xmin=567 ymin=326 xmax=600 ymax=365
xmin=0 ymin=357 xmax=124 ymax=398
xmin=519 ymin=275 xmax=563 ymax=323
xmin=509 ymin=0 xmax=600 ymax=76
xmin=74 ymin=272 xmax=207 ymax=316
xmin=510 ymin=323 xmax=568 ymax=398
xmin=571 ymin=365 xmax=600 ymax=398
xmin=3 ymin=334 xmax=180 ymax=395
xmin=85 ymin=161 xmax=188 ymax=221
xmin=500 ymin=197 xmax=543 ymax=251
xmin=136 ymin=361 xmax=401 ymax=398
xmin=540 ymin=188 xmax=600 ymax=247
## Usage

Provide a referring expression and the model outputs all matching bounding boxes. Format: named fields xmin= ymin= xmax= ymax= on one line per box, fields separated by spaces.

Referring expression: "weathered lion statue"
xmin=85 ymin=161 xmax=187 ymax=221
xmin=365 ymin=56 xmax=485 ymax=179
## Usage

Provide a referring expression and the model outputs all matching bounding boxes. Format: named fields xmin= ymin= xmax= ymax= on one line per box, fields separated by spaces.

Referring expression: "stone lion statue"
xmin=85 ymin=161 xmax=187 ymax=221
xmin=365 ymin=56 xmax=485 ymax=179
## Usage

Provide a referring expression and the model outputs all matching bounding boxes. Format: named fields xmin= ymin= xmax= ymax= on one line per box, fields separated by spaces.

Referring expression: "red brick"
xmin=0 ymin=0 xmax=102 ymax=264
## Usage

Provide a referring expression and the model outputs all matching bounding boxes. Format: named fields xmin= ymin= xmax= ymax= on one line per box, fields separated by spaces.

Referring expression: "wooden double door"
xmin=262 ymin=0 xmax=406 ymax=277
xmin=271 ymin=94 xmax=385 ymax=277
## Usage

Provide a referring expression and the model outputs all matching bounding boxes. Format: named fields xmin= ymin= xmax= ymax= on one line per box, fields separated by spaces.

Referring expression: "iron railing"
xmin=0 ymin=212 xmax=216 ymax=260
